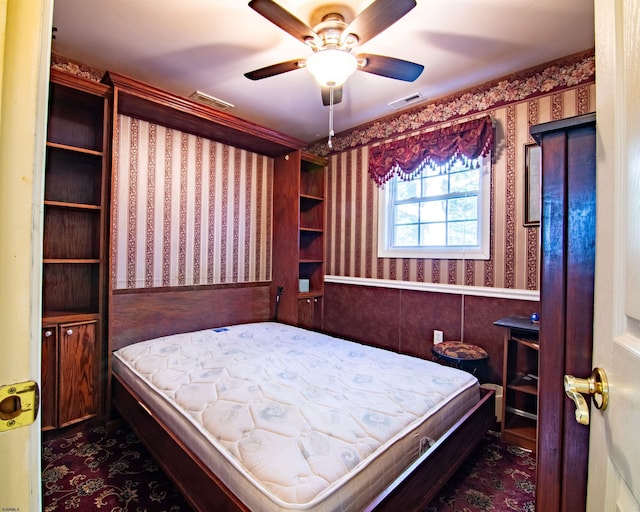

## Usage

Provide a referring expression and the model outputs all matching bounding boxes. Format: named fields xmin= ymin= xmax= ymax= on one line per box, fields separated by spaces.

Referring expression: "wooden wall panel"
xmin=109 ymin=284 xmax=271 ymax=349
xmin=323 ymin=282 xmax=538 ymax=384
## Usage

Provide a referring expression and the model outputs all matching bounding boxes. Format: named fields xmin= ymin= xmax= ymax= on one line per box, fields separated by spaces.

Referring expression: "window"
xmin=378 ymin=155 xmax=491 ymax=259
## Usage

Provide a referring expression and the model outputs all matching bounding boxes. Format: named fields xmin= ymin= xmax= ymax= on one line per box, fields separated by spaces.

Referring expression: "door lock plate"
xmin=0 ymin=381 xmax=39 ymax=432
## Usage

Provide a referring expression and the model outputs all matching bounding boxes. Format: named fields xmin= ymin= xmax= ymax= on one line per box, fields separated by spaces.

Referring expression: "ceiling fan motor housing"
xmin=245 ymin=0 xmax=423 ymax=105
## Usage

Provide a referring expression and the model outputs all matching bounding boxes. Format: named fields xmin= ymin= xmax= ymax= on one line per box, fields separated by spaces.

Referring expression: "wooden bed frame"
xmin=109 ymin=284 xmax=495 ymax=512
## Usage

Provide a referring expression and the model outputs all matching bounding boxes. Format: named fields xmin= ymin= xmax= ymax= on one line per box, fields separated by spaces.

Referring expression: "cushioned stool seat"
xmin=432 ymin=341 xmax=489 ymax=382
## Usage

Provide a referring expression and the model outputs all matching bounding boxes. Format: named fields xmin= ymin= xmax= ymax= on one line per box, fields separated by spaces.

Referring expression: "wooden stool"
xmin=432 ymin=341 xmax=489 ymax=382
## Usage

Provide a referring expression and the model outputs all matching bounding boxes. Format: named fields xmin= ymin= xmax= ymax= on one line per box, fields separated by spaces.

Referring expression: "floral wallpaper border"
xmin=51 ymin=52 xmax=104 ymax=82
xmin=51 ymin=49 xmax=595 ymax=160
xmin=306 ymin=50 xmax=595 ymax=156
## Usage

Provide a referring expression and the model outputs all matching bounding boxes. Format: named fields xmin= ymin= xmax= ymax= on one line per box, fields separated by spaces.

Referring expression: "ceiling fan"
xmin=244 ymin=0 xmax=424 ymax=106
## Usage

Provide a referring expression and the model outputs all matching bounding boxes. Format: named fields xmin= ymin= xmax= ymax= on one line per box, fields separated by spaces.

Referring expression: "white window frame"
xmin=378 ymin=155 xmax=491 ymax=260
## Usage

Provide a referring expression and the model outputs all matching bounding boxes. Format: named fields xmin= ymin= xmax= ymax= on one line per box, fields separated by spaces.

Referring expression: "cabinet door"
xmin=41 ymin=326 xmax=58 ymax=430
xmin=312 ymin=296 xmax=323 ymax=330
xmin=298 ymin=298 xmax=314 ymax=329
xmin=57 ymin=321 xmax=99 ymax=427
xmin=298 ymin=296 xmax=323 ymax=330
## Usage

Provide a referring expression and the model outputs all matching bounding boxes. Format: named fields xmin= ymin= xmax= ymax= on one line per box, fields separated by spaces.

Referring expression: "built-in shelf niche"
xmin=47 ymin=83 xmax=105 ymax=152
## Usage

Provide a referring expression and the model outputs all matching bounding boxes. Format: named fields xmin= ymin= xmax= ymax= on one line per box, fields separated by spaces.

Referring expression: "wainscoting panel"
xmin=323 ymin=282 xmax=537 ymax=383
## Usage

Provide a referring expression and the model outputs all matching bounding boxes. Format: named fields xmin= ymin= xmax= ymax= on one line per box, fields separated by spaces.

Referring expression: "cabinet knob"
xmin=44 ymin=330 xmax=53 ymax=337
xmin=306 ymin=299 xmax=311 ymax=304
xmin=66 ymin=329 xmax=73 ymax=336
xmin=314 ymin=298 xmax=318 ymax=303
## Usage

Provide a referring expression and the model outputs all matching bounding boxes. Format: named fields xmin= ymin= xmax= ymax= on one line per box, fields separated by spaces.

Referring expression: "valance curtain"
xmin=368 ymin=115 xmax=494 ymax=186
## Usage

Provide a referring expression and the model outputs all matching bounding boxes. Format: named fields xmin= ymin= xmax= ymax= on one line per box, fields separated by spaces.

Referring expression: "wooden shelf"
xmin=43 ymin=310 xmax=100 ymax=323
xmin=298 ymin=291 xmax=323 ymax=299
xmin=43 ymin=258 xmax=101 ymax=264
xmin=495 ymin=316 xmax=540 ymax=452
xmin=300 ymin=193 xmax=324 ymax=202
xmin=45 ymin=200 xmax=101 ymax=211
xmin=46 ymin=141 xmax=103 ymax=157
xmin=502 ymin=414 xmax=537 ymax=451
xmin=512 ymin=336 xmax=540 ymax=350
xmin=508 ymin=373 xmax=538 ymax=395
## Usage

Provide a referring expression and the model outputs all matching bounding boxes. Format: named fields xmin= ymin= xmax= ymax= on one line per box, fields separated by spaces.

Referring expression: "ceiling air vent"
xmin=189 ymin=91 xmax=235 ymax=111
xmin=387 ymin=92 xmax=423 ymax=110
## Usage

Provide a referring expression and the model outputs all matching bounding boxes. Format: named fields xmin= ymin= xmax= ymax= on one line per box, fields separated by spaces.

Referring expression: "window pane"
xmin=448 ymin=196 xmax=477 ymax=221
xmin=448 ymin=221 xmax=478 ymax=246
xmin=396 ymin=179 xmax=420 ymax=201
xmin=394 ymin=203 xmax=419 ymax=225
xmin=450 ymin=168 xmax=479 ymax=193
xmin=380 ymin=154 xmax=489 ymax=259
xmin=423 ymin=165 xmax=441 ymax=177
xmin=395 ymin=224 xmax=419 ymax=246
xmin=421 ymin=222 xmax=446 ymax=246
xmin=423 ymin=175 xmax=448 ymax=197
xmin=420 ymin=200 xmax=446 ymax=222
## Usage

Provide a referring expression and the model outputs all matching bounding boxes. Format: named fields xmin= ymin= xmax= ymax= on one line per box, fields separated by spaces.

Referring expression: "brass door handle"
xmin=564 ymin=367 xmax=609 ymax=425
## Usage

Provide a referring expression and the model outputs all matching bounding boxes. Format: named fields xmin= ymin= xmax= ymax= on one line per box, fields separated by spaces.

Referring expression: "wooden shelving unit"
xmin=272 ymin=151 xmax=326 ymax=330
xmin=495 ymin=316 xmax=540 ymax=452
xmin=41 ymin=70 xmax=111 ymax=430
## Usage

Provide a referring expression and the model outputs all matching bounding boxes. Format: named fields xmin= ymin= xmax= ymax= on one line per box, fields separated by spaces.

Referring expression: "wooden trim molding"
xmin=104 ymin=71 xmax=304 ymax=157
xmin=325 ymin=275 xmax=540 ymax=302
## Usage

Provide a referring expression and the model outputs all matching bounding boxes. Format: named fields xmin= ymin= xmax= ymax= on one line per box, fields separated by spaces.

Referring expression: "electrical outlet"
xmin=433 ymin=330 xmax=444 ymax=344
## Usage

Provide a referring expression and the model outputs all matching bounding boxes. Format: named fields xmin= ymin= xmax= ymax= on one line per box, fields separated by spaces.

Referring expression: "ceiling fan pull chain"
xmin=328 ymin=87 xmax=334 ymax=149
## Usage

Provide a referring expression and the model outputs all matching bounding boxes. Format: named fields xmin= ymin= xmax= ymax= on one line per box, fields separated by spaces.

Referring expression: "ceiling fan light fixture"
xmin=306 ymin=49 xmax=358 ymax=87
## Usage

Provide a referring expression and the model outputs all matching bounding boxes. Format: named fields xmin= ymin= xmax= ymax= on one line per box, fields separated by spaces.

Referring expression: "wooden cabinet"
xmin=272 ymin=151 xmax=326 ymax=328
xmin=298 ymin=296 xmax=323 ymax=330
xmin=41 ymin=321 xmax=100 ymax=430
xmin=41 ymin=69 xmax=110 ymax=430
xmin=495 ymin=316 xmax=540 ymax=452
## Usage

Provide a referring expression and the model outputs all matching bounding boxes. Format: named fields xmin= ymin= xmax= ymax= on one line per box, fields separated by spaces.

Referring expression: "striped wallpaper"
xmin=112 ymin=115 xmax=273 ymax=289
xmin=325 ymin=84 xmax=596 ymax=290
xmin=108 ymin=54 xmax=594 ymax=293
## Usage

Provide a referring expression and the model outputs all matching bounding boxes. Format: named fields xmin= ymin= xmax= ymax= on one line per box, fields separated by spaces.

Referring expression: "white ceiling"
xmin=51 ymin=0 xmax=594 ymax=144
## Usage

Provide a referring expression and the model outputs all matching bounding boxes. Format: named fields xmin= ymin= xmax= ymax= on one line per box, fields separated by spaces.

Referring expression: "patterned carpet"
xmin=42 ymin=424 xmax=535 ymax=511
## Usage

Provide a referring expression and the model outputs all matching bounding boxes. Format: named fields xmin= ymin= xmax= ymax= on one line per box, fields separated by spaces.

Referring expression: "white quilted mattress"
xmin=112 ymin=322 xmax=479 ymax=511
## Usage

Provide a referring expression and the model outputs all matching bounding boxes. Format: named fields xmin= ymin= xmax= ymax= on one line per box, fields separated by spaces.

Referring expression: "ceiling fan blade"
xmin=244 ymin=59 xmax=303 ymax=80
xmin=249 ymin=0 xmax=321 ymax=46
xmin=358 ymin=54 xmax=424 ymax=82
xmin=343 ymin=0 xmax=416 ymax=47
xmin=321 ymin=86 xmax=343 ymax=106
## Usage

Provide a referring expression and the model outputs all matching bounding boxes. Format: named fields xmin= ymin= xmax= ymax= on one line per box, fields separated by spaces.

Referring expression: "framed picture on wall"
xmin=524 ymin=143 xmax=541 ymax=226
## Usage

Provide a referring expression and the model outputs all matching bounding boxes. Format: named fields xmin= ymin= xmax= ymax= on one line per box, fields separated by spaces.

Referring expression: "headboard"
xmin=109 ymin=283 xmax=271 ymax=350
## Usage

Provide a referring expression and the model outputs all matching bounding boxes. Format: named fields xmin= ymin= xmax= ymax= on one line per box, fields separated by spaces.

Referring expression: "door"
xmin=533 ymin=114 xmax=596 ymax=511
xmin=0 ymin=0 xmax=52 ymax=510
xmin=586 ymin=0 xmax=640 ymax=510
